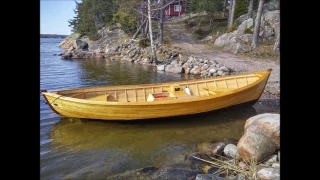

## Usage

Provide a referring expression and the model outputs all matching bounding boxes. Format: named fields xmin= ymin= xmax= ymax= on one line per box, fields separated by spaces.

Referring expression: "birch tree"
xmin=223 ymin=0 xmax=228 ymax=17
xmin=251 ymin=0 xmax=264 ymax=48
xmin=248 ymin=0 xmax=254 ymax=18
xmin=159 ymin=0 xmax=164 ymax=44
xmin=147 ymin=0 xmax=158 ymax=64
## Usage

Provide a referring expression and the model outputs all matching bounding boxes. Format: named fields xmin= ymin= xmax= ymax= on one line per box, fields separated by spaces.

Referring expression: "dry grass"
xmin=193 ymin=154 xmax=260 ymax=179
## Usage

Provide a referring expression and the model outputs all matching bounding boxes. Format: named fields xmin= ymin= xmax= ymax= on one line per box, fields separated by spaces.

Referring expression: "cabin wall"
xmin=165 ymin=2 xmax=185 ymax=16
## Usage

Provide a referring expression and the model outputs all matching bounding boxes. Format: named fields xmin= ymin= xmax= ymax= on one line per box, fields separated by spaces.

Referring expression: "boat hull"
xmin=41 ymin=72 xmax=269 ymax=120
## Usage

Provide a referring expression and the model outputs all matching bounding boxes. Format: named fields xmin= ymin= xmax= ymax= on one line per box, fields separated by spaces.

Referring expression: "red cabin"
xmin=165 ymin=0 xmax=185 ymax=17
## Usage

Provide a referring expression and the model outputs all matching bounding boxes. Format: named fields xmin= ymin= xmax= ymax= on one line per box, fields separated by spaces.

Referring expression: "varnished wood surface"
xmin=41 ymin=69 xmax=271 ymax=120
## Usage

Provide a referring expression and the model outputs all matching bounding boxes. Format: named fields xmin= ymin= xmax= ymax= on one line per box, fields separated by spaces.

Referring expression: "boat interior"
xmin=55 ymin=74 xmax=261 ymax=102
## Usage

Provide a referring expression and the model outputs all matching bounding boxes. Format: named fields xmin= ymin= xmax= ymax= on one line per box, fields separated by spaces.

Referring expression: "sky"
xmin=40 ymin=0 xmax=78 ymax=35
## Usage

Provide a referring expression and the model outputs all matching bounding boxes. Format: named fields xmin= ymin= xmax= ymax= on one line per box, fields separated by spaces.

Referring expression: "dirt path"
xmin=164 ymin=18 xmax=280 ymax=113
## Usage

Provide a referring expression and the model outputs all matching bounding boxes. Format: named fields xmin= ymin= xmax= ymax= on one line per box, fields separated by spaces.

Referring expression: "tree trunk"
xmin=132 ymin=17 xmax=148 ymax=41
xmin=248 ymin=0 xmax=254 ymax=18
xmin=178 ymin=0 xmax=181 ymax=18
xmin=229 ymin=0 xmax=237 ymax=27
xmin=251 ymin=0 xmax=264 ymax=48
xmin=273 ymin=23 xmax=280 ymax=51
xmin=159 ymin=0 xmax=164 ymax=45
xmin=148 ymin=0 xmax=158 ymax=64
xmin=223 ymin=0 xmax=227 ymax=17
xmin=228 ymin=0 xmax=236 ymax=28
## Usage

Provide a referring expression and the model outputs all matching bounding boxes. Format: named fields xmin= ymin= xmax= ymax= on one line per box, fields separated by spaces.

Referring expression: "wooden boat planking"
xmin=41 ymin=69 xmax=271 ymax=120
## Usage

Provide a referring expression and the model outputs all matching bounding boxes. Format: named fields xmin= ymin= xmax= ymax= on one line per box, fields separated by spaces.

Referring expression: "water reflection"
xmin=46 ymin=106 xmax=256 ymax=178
xmin=50 ymin=106 xmax=257 ymax=153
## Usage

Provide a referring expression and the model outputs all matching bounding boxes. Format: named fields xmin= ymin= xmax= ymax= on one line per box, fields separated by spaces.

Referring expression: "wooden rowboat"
xmin=41 ymin=69 xmax=272 ymax=120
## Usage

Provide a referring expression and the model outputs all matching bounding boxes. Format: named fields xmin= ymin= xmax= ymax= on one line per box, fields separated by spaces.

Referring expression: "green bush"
xmin=185 ymin=21 xmax=197 ymax=28
xmin=194 ymin=28 xmax=206 ymax=36
xmin=138 ymin=38 xmax=150 ymax=48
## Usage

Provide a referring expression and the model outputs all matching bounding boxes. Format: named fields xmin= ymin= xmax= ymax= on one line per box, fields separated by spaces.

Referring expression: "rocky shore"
xmin=58 ymin=32 xmax=233 ymax=78
xmin=106 ymin=113 xmax=280 ymax=180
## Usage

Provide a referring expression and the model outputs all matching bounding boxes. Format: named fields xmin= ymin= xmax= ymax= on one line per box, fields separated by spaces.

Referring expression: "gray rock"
xmin=204 ymin=60 xmax=209 ymax=64
xmin=201 ymin=36 xmax=213 ymax=42
xmin=214 ymin=32 xmax=237 ymax=47
xmin=239 ymin=34 xmax=253 ymax=43
xmin=236 ymin=14 xmax=249 ymax=24
xmin=265 ymin=155 xmax=277 ymax=164
xmin=237 ymin=18 xmax=254 ymax=34
xmin=198 ymin=142 xmax=225 ymax=157
xmin=224 ymin=144 xmax=239 ymax=158
xmin=217 ymin=70 xmax=223 ymax=76
xmin=263 ymin=0 xmax=280 ymax=12
xmin=143 ymin=57 xmax=150 ymax=63
xmin=165 ymin=64 xmax=174 ymax=72
xmin=231 ymin=43 xmax=244 ymax=54
xmin=75 ymin=39 xmax=88 ymax=50
xmin=222 ymin=72 xmax=229 ymax=76
xmin=209 ymin=68 xmax=217 ymax=74
xmin=157 ymin=64 xmax=166 ymax=71
xmin=196 ymin=174 xmax=226 ymax=180
xmin=201 ymin=71 xmax=209 ymax=76
xmin=237 ymin=131 xmax=276 ymax=162
xmin=272 ymin=163 xmax=280 ymax=168
xmin=172 ymin=67 xmax=184 ymax=74
xmin=190 ymin=68 xmax=196 ymax=74
xmin=219 ymin=66 xmax=229 ymax=72
xmin=257 ymin=168 xmax=280 ymax=180
xmin=244 ymin=113 xmax=280 ymax=149
xmin=171 ymin=60 xmax=178 ymax=65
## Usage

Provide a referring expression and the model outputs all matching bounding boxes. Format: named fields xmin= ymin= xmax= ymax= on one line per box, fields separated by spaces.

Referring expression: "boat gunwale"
xmin=42 ymin=70 xmax=271 ymax=106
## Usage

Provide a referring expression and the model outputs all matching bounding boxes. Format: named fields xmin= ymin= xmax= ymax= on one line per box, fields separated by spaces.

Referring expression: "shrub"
xmin=194 ymin=28 xmax=206 ymax=36
xmin=138 ymin=38 xmax=150 ymax=48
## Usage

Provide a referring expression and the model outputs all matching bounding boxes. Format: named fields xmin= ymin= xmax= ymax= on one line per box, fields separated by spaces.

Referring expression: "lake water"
xmin=40 ymin=38 xmax=271 ymax=179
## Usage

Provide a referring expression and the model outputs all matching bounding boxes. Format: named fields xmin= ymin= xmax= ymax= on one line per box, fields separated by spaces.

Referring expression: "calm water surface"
xmin=40 ymin=38 xmax=268 ymax=179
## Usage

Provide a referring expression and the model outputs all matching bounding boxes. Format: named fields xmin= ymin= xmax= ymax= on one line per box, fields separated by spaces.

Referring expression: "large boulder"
xmin=58 ymin=37 xmax=75 ymax=49
xmin=239 ymin=34 xmax=253 ymax=43
xmin=74 ymin=39 xmax=88 ymax=50
xmin=263 ymin=0 xmax=280 ymax=12
xmin=213 ymin=32 xmax=237 ymax=47
xmin=260 ymin=10 xmax=280 ymax=38
xmin=237 ymin=18 xmax=254 ymax=34
xmin=237 ymin=131 xmax=276 ymax=162
xmin=244 ymin=113 xmax=280 ymax=149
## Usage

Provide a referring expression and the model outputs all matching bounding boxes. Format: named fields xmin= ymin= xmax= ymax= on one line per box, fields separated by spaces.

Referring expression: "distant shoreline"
xmin=40 ymin=34 xmax=68 ymax=38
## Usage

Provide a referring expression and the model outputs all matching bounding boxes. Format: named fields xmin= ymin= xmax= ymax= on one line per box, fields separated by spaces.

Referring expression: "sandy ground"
xmin=164 ymin=18 xmax=280 ymax=113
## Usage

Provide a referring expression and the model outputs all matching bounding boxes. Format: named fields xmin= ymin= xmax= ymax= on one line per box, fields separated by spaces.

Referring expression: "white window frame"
xmin=174 ymin=5 xmax=181 ymax=12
